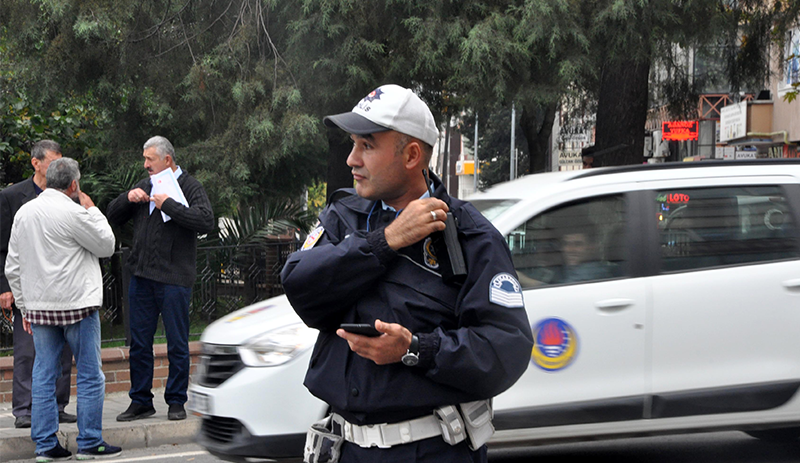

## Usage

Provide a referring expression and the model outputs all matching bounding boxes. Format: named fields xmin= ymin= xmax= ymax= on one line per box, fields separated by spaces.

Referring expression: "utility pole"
xmin=443 ymin=116 xmax=451 ymax=191
xmin=473 ymin=113 xmax=479 ymax=192
xmin=510 ymin=103 xmax=516 ymax=181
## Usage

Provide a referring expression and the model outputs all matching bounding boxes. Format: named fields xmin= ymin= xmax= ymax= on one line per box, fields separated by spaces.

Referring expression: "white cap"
xmin=324 ymin=84 xmax=439 ymax=147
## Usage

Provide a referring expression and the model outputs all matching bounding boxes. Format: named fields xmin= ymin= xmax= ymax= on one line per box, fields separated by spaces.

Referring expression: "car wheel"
xmin=745 ymin=427 xmax=800 ymax=442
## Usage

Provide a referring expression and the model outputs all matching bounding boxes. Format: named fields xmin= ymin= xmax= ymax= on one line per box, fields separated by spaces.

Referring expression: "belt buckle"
xmin=362 ymin=424 xmax=389 ymax=449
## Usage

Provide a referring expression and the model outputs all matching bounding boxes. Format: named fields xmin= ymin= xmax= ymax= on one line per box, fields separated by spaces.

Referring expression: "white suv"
xmin=189 ymin=160 xmax=800 ymax=461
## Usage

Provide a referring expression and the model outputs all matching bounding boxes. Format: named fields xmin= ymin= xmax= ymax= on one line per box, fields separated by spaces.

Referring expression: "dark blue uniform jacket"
xmin=281 ymin=175 xmax=533 ymax=426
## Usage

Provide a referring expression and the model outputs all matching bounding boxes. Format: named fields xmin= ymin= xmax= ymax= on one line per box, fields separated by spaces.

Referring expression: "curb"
xmin=0 ymin=417 xmax=200 ymax=461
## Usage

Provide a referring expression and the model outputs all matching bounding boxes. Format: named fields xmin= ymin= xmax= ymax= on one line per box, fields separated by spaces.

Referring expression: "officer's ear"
xmin=402 ymin=139 xmax=424 ymax=172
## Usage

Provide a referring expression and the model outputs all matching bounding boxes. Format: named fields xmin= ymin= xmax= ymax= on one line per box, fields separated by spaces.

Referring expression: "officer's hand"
xmin=336 ymin=319 xmax=413 ymax=365
xmin=151 ymin=193 xmax=169 ymax=210
xmin=384 ymin=198 xmax=448 ymax=250
xmin=0 ymin=291 xmax=13 ymax=310
xmin=127 ymin=188 xmax=150 ymax=203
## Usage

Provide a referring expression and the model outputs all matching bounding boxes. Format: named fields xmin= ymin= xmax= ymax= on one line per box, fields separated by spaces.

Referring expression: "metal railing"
xmin=0 ymin=240 xmax=301 ymax=354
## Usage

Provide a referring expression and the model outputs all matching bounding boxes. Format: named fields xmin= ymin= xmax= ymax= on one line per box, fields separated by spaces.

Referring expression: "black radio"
xmin=425 ymin=170 xmax=467 ymax=285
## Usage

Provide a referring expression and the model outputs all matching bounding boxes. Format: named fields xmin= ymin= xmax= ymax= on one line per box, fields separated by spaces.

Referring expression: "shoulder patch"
xmin=302 ymin=226 xmax=325 ymax=251
xmin=489 ymin=273 xmax=524 ymax=308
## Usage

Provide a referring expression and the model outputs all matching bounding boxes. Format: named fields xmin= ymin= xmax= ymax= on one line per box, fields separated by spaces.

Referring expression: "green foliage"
xmin=0 ymin=90 xmax=109 ymax=185
xmin=2 ymin=0 xmax=799 ymax=206
xmin=306 ymin=180 xmax=327 ymax=218
xmin=460 ymin=107 xmax=529 ymax=190
xmin=1 ymin=0 xmax=328 ymax=216
xmin=214 ymin=199 xmax=316 ymax=249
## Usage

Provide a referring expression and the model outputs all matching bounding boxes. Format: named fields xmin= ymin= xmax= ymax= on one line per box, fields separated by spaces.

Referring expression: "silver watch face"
xmin=402 ymin=353 xmax=419 ymax=366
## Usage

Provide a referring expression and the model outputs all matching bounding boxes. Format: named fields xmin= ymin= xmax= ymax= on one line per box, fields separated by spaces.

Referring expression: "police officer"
xmin=281 ymin=84 xmax=533 ymax=463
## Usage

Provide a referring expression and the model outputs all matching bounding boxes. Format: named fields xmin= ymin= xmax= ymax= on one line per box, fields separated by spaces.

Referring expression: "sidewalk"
xmin=0 ymin=389 xmax=200 ymax=461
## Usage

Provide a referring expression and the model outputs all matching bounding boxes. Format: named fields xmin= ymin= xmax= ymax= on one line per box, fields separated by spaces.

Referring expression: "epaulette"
xmin=327 ymin=188 xmax=355 ymax=205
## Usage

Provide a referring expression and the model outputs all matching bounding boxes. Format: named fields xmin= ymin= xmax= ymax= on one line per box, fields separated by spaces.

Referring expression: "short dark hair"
xmin=46 ymin=158 xmax=81 ymax=191
xmin=31 ymin=140 xmax=61 ymax=161
xmin=395 ymin=133 xmax=434 ymax=164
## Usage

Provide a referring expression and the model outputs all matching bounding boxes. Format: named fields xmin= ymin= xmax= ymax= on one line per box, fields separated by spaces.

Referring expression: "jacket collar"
xmin=335 ymin=170 xmax=452 ymax=216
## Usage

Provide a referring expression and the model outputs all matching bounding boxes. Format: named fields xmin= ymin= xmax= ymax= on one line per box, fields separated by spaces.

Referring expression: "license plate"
xmin=188 ymin=390 xmax=212 ymax=415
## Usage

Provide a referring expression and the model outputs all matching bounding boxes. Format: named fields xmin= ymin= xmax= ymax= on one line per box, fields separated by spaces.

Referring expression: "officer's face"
xmin=346 ymin=131 xmax=408 ymax=202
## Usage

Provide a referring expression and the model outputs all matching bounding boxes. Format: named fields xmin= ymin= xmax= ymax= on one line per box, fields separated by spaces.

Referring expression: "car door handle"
xmin=781 ymin=279 xmax=800 ymax=290
xmin=595 ymin=298 xmax=635 ymax=312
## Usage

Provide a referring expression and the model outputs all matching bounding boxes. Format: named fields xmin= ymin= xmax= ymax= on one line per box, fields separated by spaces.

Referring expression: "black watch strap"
xmin=408 ymin=334 xmax=419 ymax=355
xmin=402 ymin=334 xmax=420 ymax=366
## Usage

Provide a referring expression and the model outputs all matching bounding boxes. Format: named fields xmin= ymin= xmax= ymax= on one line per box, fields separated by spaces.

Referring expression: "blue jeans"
xmin=31 ymin=311 xmax=104 ymax=453
xmin=128 ymin=276 xmax=191 ymax=406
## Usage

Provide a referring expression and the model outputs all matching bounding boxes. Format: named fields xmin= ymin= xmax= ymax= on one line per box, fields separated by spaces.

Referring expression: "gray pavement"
xmin=0 ymin=389 xmax=200 ymax=462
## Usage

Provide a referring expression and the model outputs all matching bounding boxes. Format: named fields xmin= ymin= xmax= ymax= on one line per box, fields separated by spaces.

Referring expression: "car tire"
xmin=745 ymin=427 xmax=800 ymax=442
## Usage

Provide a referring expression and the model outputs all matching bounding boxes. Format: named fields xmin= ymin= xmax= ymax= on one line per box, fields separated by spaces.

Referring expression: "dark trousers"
xmin=12 ymin=307 xmax=72 ymax=418
xmin=128 ymin=276 xmax=191 ymax=406
xmin=341 ymin=439 xmax=487 ymax=463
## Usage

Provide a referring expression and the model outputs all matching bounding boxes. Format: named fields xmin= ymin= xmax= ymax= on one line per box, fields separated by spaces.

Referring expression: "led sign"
xmin=656 ymin=193 xmax=691 ymax=204
xmin=662 ymin=121 xmax=699 ymax=141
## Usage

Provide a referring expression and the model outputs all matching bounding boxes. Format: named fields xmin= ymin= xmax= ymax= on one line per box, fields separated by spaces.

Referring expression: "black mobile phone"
xmin=339 ymin=323 xmax=381 ymax=337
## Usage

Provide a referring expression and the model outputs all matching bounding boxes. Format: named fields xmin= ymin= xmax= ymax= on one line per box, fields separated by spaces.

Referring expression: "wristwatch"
xmin=401 ymin=334 xmax=420 ymax=366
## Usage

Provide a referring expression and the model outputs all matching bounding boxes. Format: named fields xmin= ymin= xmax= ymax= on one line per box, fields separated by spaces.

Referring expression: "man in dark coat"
xmin=107 ymin=136 xmax=214 ymax=422
xmin=0 ymin=140 xmax=75 ymax=429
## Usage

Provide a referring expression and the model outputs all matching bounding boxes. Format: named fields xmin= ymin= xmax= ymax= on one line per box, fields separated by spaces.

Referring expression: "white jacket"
xmin=5 ymin=189 xmax=116 ymax=316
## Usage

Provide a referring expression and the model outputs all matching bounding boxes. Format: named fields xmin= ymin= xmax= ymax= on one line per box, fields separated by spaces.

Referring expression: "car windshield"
xmin=469 ymin=199 xmax=519 ymax=221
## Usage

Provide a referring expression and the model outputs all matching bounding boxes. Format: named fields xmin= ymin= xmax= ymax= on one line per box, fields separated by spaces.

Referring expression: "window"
xmin=509 ymin=195 xmax=628 ymax=288
xmin=657 ymin=186 xmax=799 ymax=272
xmin=470 ymin=199 xmax=520 ymax=222
xmin=780 ymin=27 xmax=800 ymax=97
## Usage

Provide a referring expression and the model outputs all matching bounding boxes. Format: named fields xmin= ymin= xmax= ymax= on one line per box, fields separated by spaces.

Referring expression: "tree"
xmin=282 ymin=0 xmax=466 ymax=194
xmin=459 ymin=107 xmax=529 ymax=189
xmin=0 ymin=0 xmax=327 ymax=217
xmin=583 ymin=0 xmax=800 ymax=166
xmin=454 ymin=0 xmax=589 ymax=175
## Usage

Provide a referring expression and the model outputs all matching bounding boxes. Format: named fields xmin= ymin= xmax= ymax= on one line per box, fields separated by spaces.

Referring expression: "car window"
xmin=508 ymin=195 xmax=628 ymax=289
xmin=657 ymin=185 xmax=800 ymax=272
xmin=470 ymin=199 xmax=520 ymax=221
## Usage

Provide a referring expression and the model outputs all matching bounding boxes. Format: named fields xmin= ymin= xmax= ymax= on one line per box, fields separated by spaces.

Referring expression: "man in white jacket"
xmin=5 ymin=157 xmax=122 ymax=462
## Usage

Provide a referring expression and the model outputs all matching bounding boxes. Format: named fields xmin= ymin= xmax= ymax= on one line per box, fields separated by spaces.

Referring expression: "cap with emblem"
xmin=324 ymin=84 xmax=439 ymax=147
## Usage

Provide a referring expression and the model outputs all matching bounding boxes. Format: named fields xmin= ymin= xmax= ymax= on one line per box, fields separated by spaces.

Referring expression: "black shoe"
xmin=59 ymin=410 xmax=78 ymax=423
xmin=167 ymin=403 xmax=186 ymax=421
xmin=116 ymin=402 xmax=155 ymax=422
xmin=14 ymin=415 xmax=31 ymax=428
xmin=76 ymin=441 xmax=121 ymax=460
xmin=35 ymin=442 xmax=72 ymax=462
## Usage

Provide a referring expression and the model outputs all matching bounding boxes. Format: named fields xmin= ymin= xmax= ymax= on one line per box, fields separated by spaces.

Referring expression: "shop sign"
xmin=736 ymin=149 xmax=757 ymax=159
xmin=662 ymin=121 xmax=699 ymax=141
xmin=720 ymin=102 xmax=747 ymax=142
xmin=558 ymin=150 xmax=582 ymax=166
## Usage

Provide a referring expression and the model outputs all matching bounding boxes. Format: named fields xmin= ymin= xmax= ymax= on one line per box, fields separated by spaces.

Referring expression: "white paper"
xmin=150 ymin=168 xmax=188 ymax=222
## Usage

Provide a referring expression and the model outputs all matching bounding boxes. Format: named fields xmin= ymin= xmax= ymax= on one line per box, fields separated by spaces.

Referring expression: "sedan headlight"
xmin=238 ymin=323 xmax=318 ymax=367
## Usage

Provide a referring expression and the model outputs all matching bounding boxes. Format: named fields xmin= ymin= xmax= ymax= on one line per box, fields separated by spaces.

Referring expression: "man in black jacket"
xmin=0 ymin=140 xmax=76 ymax=429
xmin=107 ymin=136 xmax=214 ymax=422
xmin=281 ymin=85 xmax=533 ymax=463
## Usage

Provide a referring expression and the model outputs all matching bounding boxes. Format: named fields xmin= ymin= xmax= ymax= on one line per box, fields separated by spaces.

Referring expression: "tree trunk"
xmin=325 ymin=129 xmax=355 ymax=203
xmin=520 ymin=102 xmax=558 ymax=174
xmin=593 ymin=58 xmax=651 ymax=166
